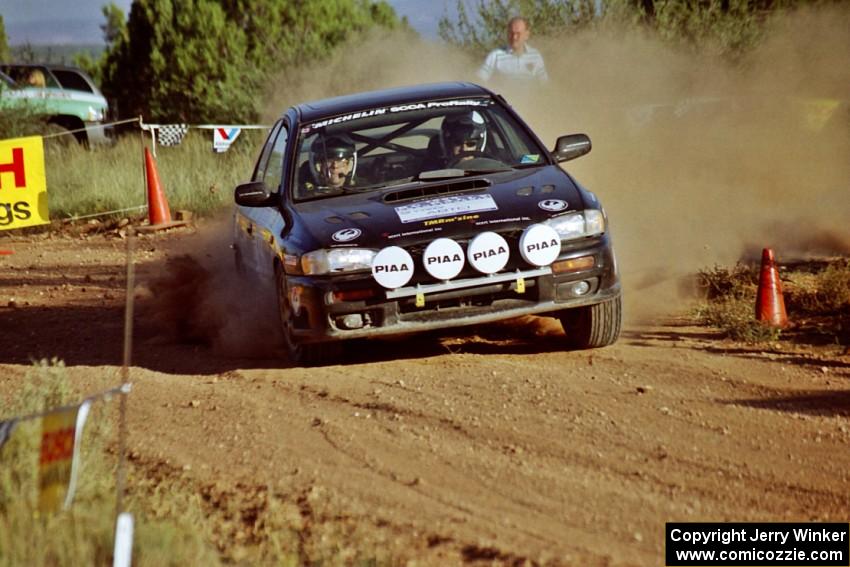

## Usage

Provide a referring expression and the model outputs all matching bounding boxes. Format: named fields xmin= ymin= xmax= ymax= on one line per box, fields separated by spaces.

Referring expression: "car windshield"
xmin=293 ymin=97 xmax=546 ymax=202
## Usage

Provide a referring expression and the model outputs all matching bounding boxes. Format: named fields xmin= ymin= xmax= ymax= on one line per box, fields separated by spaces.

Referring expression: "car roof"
xmin=0 ymin=62 xmax=88 ymax=72
xmin=294 ymin=82 xmax=492 ymax=123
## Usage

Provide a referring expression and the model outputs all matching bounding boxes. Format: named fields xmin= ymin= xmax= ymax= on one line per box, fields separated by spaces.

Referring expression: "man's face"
xmin=321 ymin=156 xmax=353 ymax=187
xmin=507 ymin=20 xmax=529 ymax=52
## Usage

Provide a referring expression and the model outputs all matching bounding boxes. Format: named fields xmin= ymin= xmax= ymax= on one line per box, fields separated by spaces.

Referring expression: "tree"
xmin=101 ymin=0 xmax=255 ymax=122
xmin=101 ymin=2 xmax=129 ymax=46
xmin=439 ymin=0 xmax=842 ymax=58
xmin=0 ymin=15 xmax=10 ymax=63
xmin=75 ymin=3 xmax=128 ymax=85
xmin=100 ymin=0 xmax=400 ymax=123
xmin=439 ymin=0 xmax=598 ymax=56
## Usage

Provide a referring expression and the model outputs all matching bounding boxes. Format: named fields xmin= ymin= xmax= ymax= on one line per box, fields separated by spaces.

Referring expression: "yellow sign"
xmin=38 ymin=406 xmax=77 ymax=514
xmin=0 ymin=136 xmax=49 ymax=230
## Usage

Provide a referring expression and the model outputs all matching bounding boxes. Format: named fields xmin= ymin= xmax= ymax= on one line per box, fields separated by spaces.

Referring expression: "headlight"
xmin=544 ymin=209 xmax=606 ymax=240
xmin=301 ymin=248 xmax=376 ymax=275
xmin=87 ymin=106 xmax=105 ymax=122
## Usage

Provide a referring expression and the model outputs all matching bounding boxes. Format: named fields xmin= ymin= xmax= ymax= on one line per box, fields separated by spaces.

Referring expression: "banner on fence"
xmin=0 ymin=136 xmax=49 ymax=231
xmin=37 ymin=400 xmax=91 ymax=513
xmin=0 ymin=418 xmax=18 ymax=452
xmin=213 ymin=127 xmax=241 ymax=153
xmin=157 ymin=124 xmax=189 ymax=147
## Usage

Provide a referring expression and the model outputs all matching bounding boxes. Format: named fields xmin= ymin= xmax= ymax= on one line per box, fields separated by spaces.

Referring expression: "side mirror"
xmin=551 ymin=134 xmax=591 ymax=163
xmin=234 ymin=181 xmax=273 ymax=207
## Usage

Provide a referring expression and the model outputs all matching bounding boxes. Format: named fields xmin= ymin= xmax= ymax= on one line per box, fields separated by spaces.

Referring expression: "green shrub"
xmin=693 ymin=297 xmax=782 ymax=343
xmin=696 ymin=263 xmax=759 ymax=300
xmin=816 ymin=260 xmax=850 ymax=312
xmin=0 ymin=104 xmax=50 ymax=141
xmin=785 ymin=259 xmax=850 ymax=315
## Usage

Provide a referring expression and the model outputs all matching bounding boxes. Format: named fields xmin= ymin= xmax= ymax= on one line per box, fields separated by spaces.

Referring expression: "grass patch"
xmin=693 ymin=263 xmax=781 ymax=343
xmin=42 ymin=130 xmax=264 ymax=222
xmin=784 ymin=259 xmax=850 ymax=315
xmin=692 ymin=296 xmax=782 ymax=343
xmin=0 ymin=359 xmax=220 ymax=567
xmin=693 ymin=258 xmax=850 ymax=345
xmin=0 ymin=361 xmax=403 ymax=565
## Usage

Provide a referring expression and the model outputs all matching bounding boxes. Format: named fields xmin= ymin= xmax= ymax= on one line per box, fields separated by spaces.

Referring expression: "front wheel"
xmin=557 ymin=296 xmax=622 ymax=349
xmin=275 ymin=265 xmax=341 ymax=366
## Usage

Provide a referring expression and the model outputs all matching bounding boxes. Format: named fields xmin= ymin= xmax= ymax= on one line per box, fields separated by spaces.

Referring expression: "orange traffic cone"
xmin=755 ymin=248 xmax=788 ymax=328
xmin=144 ymin=147 xmax=173 ymax=226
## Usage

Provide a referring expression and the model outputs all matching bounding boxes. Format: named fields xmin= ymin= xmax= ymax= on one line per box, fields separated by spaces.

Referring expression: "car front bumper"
xmin=84 ymin=122 xmax=113 ymax=145
xmin=284 ymin=235 xmax=621 ymax=344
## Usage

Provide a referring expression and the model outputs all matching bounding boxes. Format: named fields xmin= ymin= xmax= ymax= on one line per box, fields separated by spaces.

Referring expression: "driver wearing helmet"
xmin=440 ymin=110 xmax=488 ymax=164
xmin=301 ymin=134 xmax=357 ymax=193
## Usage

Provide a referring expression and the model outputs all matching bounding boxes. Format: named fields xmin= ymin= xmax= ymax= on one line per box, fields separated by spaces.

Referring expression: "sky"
xmin=0 ymin=0 xmax=448 ymax=45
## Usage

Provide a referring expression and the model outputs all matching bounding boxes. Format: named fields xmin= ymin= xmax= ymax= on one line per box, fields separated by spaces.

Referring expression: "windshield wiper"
xmin=461 ymin=167 xmax=514 ymax=175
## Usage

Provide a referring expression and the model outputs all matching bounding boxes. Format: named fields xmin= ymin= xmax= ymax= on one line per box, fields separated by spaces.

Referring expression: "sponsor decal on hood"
xmin=395 ymin=194 xmax=498 ymax=224
xmin=332 ymin=228 xmax=362 ymax=242
xmin=538 ymin=199 xmax=568 ymax=212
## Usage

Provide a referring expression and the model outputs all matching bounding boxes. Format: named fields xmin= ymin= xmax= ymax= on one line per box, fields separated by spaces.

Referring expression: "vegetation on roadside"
xmin=0 ymin=103 xmax=50 ymax=141
xmin=96 ymin=0 xmax=401 ymax=123
xmin=0 ymin=15 xmax=9 ymax=63
xmin=0 ymin=359 xmax=410 ymax=565
xmin=0 ymin=359 xmax=220 ymax=567
xmin=693 ymin=259 xmax=850 ymax=344
xmin=41 ymin=130 xmax=263 ymax=222
xmin=439 ymin=0 xmax=846 ymax=59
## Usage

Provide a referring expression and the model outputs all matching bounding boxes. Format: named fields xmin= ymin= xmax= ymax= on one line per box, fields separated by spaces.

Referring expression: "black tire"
xmin=557 ymin=295 xmax=622 ymax=349
xmin=275 ymin=265 xmax=341 ymax=366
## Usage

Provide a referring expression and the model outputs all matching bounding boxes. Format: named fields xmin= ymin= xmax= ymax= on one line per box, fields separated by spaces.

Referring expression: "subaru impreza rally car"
xmin=233 ymin=82 xmax=621 ymax=364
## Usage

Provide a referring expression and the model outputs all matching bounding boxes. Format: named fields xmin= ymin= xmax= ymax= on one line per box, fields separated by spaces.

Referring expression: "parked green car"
xmin=0 ymin=63 xmax=111 ymax=145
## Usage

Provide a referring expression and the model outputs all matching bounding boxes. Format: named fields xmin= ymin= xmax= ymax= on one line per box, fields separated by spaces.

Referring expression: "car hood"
xmin=290 ymin=165 xmax=593 ymax=250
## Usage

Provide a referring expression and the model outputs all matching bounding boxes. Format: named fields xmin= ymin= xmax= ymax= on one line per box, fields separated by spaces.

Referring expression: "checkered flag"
xmin=157 ymin=124 xmax=189 ymax=147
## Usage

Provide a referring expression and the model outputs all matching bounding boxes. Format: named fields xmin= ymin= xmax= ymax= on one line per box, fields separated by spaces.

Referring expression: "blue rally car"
xmin=233 ymin=82 xmax=621 ymax=364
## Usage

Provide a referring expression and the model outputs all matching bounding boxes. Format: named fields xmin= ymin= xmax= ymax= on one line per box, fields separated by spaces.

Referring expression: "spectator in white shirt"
xmin=478 ymin=16 xmax=548 ymax=84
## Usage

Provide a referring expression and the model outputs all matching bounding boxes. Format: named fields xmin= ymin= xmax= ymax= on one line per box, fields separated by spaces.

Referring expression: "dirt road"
xmin=1 ymin=226 xmax=848 ymax=565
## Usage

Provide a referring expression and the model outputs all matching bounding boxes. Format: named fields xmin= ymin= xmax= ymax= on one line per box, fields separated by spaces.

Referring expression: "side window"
xmin=491 ymin=110 xmax=536 ymax=159
xmin=52 ymin=70 xmax=94 ymax=93
xmin=262 ymin=125 xmax=289 ymax=192
xmin=253 ymin=121 xmax=283 ymax=182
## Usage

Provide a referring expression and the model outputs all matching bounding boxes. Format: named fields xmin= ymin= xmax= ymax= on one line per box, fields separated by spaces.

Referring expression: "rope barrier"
xmin=61 ymin=205 xmax=148 ymax=222
xmin=39 ymin=117 xmax=142 ymax=140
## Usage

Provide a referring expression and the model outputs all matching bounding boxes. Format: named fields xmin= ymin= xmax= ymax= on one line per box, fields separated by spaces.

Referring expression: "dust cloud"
xmin=138 ymin=218 xmax=283 ymax=358
xmin=263 ymin=5 xmax=849 ymax=322
xmin=147 ymin=5 xmax=849 ymax=350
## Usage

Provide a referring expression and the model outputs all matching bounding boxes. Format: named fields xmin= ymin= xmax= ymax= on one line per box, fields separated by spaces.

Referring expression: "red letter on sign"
xmin=0 ymin=148 xmax=26 ymax=189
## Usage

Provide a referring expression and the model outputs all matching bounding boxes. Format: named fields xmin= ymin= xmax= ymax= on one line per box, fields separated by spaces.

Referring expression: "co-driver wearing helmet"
xmin=301 ymin=134 xmax=357 ymax=194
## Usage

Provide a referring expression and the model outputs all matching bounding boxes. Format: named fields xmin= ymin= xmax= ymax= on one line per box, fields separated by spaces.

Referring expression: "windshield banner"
xmin=0 ymin=136 xmax=49 ymax=231
xmin=303 ymin=99 xmax=491 ymax=133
